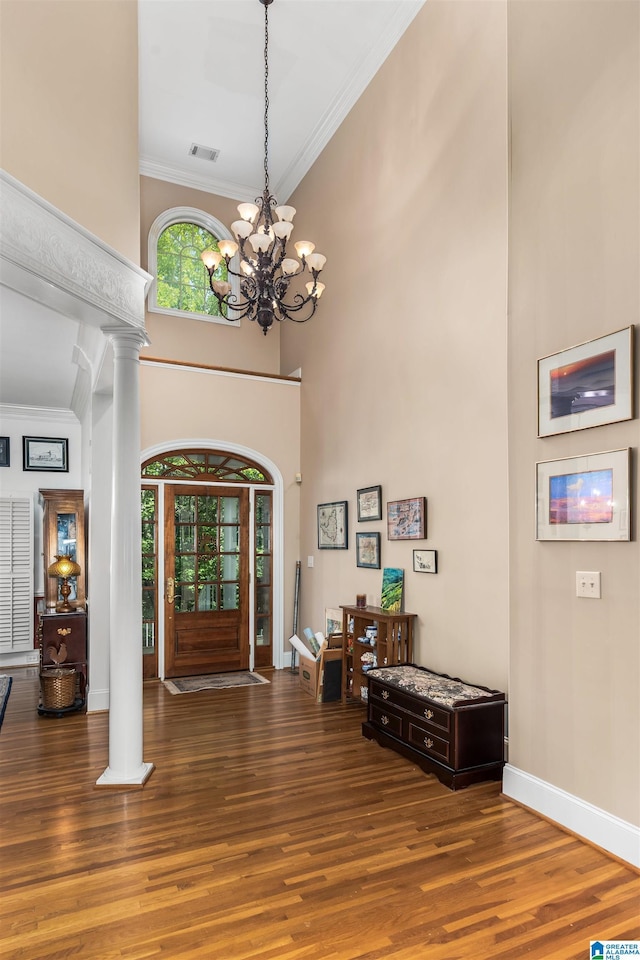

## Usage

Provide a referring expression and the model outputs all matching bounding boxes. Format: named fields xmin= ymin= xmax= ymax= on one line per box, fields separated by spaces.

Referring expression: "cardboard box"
xmin=298 ymin=647 xmax=342 ymax=702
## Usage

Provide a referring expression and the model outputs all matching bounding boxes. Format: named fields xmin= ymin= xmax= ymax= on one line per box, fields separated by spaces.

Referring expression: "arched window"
xmin=141 ymin=449 xmax=273 ymax=484
xmin=147 ymin=206 xmax=240 ymax=327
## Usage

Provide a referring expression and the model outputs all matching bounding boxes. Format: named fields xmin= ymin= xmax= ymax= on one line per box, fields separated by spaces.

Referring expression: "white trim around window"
xmin=147 ymin=206 xmax=241 ymax=327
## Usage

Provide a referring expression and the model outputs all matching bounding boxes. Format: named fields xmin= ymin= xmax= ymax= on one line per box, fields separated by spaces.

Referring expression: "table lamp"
xmin=47 ymin=554 xmax=81 ymax=612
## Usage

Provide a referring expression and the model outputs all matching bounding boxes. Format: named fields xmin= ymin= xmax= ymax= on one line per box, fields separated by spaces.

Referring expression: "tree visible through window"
xmin=156 ymin=222 xmax=227 ymax=318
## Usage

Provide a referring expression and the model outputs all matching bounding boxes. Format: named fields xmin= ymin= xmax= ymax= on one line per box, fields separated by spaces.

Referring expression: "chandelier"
xmin=201 ymin=0 xmax=326 ymax=336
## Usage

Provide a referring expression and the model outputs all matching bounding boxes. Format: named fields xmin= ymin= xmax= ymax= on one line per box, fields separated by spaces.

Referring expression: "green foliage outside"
xmin=156 ymin=222 xmax=227 ymax=318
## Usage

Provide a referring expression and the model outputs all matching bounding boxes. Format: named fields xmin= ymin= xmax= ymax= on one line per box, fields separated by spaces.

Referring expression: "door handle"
xmin=166 ymin=577 xmax=175 ymax=604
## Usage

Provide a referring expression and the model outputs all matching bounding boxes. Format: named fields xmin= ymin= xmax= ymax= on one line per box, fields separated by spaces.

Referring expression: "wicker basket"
xmin=40 ymin=668 xmax=77 ymax=710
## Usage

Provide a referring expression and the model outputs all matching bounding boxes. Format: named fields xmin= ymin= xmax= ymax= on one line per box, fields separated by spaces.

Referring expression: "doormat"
xmin=163 ymin=671 xmax=270 ymax=695
xmin=0 ymin=676 xmax=13 ymax=731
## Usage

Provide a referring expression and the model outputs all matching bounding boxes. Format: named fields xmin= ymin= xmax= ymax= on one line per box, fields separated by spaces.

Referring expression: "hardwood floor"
xmin=1 ymin=667 xmax=638 ymax=960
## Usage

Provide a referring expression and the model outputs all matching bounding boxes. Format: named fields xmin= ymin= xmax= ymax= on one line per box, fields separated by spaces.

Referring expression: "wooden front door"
xmin=164 ymin=485 xmax=249 ymax=677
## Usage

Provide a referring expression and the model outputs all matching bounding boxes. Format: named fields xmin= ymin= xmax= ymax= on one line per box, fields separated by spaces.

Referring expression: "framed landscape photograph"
xmin=381 ymin=567 xmax=404 ymax=612
xmin=413 ymin=549 xmax=437 ymax=574
xmin=387 ymin=497 xmax=426 ymax=540
xmin=357 ymin=485 xmax=382 ymax=522
xmin=317 ymin=500 xmax=348 ymax=549
xmin=356 ymin=532 xmax=381 ymax=569
xmin=536 ymin=448 xmax=630 ymax=541
xmin=23 ymin=436 xmax=68 ymax=473
xmin=538 ymin=326 xmax=633 ymax=437
xmin=0 ymin=437 xmax=9 ymax=467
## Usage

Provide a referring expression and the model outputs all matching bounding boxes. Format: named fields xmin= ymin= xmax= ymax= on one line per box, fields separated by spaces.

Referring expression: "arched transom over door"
xmin=141 ymin=450 xmax=274 ymax=679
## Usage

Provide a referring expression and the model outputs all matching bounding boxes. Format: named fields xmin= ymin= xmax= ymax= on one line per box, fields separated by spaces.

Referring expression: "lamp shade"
xmin=48 ymin=555 xmax=81 ymax=579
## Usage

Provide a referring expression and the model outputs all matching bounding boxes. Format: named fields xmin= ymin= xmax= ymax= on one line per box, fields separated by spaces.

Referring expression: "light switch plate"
xmin=576 ymin=571 xmax=601 ymax=599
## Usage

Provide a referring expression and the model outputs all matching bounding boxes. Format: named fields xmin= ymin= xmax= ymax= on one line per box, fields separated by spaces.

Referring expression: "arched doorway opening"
xmin=140 ymin=443 xmax=283 ymax=679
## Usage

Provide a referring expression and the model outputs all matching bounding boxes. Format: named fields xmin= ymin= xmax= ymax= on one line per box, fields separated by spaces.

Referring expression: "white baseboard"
xmin=87 ymin=687 xmax=109 ymax=712
xmin=0 ymin=650 xmax=40 ymax=668
xmin=503 ymin=764 xmax=640 ymax=868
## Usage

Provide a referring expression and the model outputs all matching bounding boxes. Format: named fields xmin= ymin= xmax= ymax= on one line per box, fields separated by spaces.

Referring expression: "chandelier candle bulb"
xmin=231 ymin=220 xmax=254 ymax=239
xmin=294 ymin=240 xmax=315 ymax=258
xmin=305 ymin=253 xmax=326 ymax=272
xmin=218 ymin=239 xmax=238 ymax=258
xmin=237 ymin=202 xmax=260 ymax=222
xmin=272 ymin=221 xmax=294 ymax=240
xmin=201 ymin=249 xmax=222 ymax=269
xmin=275 ymin=205 xmax=296 ymax=222
xmin=281 ymin=258 xmax=299 ymax=276
xmin=201 ymin=0 xmax=326 ymax=334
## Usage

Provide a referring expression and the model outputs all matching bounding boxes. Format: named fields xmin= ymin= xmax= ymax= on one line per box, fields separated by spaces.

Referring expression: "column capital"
xmin=102 ymin=324 xmax=149 ymax=358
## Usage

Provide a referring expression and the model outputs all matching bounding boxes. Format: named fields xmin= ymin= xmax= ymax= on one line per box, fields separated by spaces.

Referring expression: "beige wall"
xmin=140 ymin=362 xmax=301 ymax=655
xmin=508 ymin=1 xmax=639 ymax=824
xmin=140 ymin=176 xmax=281 ymax=375
xmin=281 ymin=1 xmax=510 ymax=693
xmin=0 ymin=0 xmax=140 ymax=263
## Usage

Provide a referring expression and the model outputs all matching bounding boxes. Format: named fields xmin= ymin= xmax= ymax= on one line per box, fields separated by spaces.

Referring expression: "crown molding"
xmin=0 ymin=403 xmax=79 ymax=424
xmin=139 ymin=157 xmax=259 ymax=203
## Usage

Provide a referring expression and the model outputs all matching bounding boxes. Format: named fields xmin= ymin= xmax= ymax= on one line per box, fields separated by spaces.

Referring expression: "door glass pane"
xmin=198 ymin=555 xmax=218 ymax=581
xmin=256 ymin=524 xmax=271 ymax=554
xmin=176 ymin=525 xmax=195 ymax=553
xmin=198 ymin=525 xmax=217 ymax=552
xmin=256 ymin=556 xmax=270 ymax=585
xmin=142 ymin=590 xmax=155 ymax=620
xmin=175 ymin=555 xmax=195 ymax=582
xmin=220 ymin=583 xmax=239 ymax=609
xmin=197 ymin=495 xmax=218 ymax=523
xmin=255 ymin=495 xmax=271 ymax=524
xmin=220 ymin=525 xmax=239 ymax=553
xmin=142 ymin=556 xmax=155 ymax=585
xmin=257 ymin=585 xmax=270 ymax=614
xmin=256 ymin=615 xmax=270 ymax=647
xmin=221 ymin=555 xmax=239 ymax=581
xmin=175 ymin=495 xmax=196 ymax=523
xmin=220 ymin=497 xmax=239 ymax=523
xmin=198 ymin=584 xmax=218 ymax=611
xmin=175 ymin=583 xmax=195 ymax=613
xmin=142 ymin=620 xmax=155 ymax=652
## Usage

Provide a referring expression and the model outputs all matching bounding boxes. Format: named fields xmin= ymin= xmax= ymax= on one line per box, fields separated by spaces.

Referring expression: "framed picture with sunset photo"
xmin=536 ymin=448 xmax=630 ymax=541
xmin=537 ymin=327 xmax=633 ymax=437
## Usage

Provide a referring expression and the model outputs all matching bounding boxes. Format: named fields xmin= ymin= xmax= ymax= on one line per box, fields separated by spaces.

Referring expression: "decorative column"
xmin=97 ymin=326 xmax=154 ymax=787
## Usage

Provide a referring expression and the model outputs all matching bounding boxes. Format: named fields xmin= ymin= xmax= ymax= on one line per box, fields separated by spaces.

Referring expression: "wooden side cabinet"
xmin=341 ymin=605 xmax=416 ymax=704
xmin=38 ymin=610 xmax=88 ymax=715
xmin=39 ymin=489 xmax=86 ymax=611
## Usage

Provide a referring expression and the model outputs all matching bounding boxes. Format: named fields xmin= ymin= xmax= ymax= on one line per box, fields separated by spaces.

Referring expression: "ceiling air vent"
xmin=189 ymin=143 xmax=220 ymax=162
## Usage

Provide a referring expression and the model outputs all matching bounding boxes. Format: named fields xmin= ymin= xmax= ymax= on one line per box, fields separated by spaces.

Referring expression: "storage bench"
xmin=362 ymin=663 xmax=506 ymax=790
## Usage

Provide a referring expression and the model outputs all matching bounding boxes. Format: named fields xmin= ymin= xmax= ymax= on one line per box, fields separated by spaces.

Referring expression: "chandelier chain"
xmin=263 ymin=1 xmax=270 ymax=199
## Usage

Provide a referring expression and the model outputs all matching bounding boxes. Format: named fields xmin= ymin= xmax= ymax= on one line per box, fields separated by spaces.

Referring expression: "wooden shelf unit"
xmin=341 ymin=604 xmax=416 ymax=704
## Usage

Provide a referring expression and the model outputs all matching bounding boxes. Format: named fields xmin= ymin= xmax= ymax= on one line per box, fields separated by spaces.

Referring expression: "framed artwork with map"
xmin=317 ymin=500 xmax=348 ymax=549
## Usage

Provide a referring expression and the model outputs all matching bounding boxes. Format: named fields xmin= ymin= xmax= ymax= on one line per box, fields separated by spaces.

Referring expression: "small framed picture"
xmin=537 ymin=326 xmax=634 ymax=437
xmin=317 ymin=501 xmax=348 ymax=549
xmin=387 ymin=497 xmax=426 ymax=540
xmin=356 ymin=532 xmax=381 ymax=569
xmin=23 ymin=436 xmax=69 ymax=473
xmin=413 ymin=549 xmax=437 ymax=573
xmin=0 ymin=437 xmax=9 ymax=467
xmin=536 ymin=448 xmax=630 ymax=541
xmin=325 ymin=608 xmax=342 ymax=638
xmin=357 ymin=485 xmax=382 ymax=522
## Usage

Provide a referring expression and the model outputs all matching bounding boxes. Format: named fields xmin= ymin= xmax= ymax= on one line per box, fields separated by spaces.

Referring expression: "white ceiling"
xmin=1 ymin=0 xmax=424 ymax=413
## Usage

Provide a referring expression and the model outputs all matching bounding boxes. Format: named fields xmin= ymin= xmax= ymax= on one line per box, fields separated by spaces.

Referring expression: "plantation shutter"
xmin=0 ymin=497 xmax=34 ymax=652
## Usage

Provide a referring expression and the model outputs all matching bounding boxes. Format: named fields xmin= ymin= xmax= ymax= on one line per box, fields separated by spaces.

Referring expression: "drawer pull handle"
xmin=424 ymin=708 xmax=433 ymax=720
xmin=382 ymin=690 xmax=389 ymax=700
xmin=381 ymin=715 xmax=389 ymax=726
xmin=57 ymin=627 xmax=72 ymax=637
xmin=424 ymin=737 xmax=434 ymax=749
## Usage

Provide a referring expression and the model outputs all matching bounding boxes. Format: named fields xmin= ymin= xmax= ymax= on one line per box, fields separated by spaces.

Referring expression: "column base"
xmin=96 ymin=761 xmax=155 ymax=789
